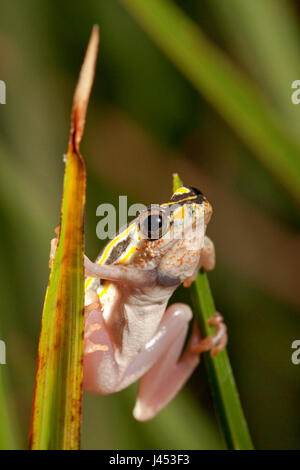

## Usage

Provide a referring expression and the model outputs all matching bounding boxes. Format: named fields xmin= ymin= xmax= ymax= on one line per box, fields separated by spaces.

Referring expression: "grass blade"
xmin=173 ymin=174 xmax=253 ymax=450
xmin=121 ymin=0 xmax=300 ymax=203
xmin=29 ymin=26 xmax=99 ymax=450
xmin=191 ymin=274 xmax=253 ymax=450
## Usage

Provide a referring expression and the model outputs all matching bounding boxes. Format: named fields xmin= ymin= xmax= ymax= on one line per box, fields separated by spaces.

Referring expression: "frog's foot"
xmin=191 ymin=312 xmax=227 ymax=357
xmin=49 ymin=226 xmax=60 ymax=268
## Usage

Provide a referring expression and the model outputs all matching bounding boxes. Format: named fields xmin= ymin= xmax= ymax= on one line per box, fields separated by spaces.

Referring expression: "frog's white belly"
xmin=97 ymin=281 xmax=177 ymax=372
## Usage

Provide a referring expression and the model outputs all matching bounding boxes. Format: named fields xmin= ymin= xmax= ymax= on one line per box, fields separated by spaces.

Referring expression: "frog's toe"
xmin=192 ymin=312 xmax=227 ymax=357
xmin=133 ymin=400 xmax=154 ymax=422
xmin=49 ymin=237 xmax=58 ymax=268
xmin=48 ymin=226 xmax=61 ymax=268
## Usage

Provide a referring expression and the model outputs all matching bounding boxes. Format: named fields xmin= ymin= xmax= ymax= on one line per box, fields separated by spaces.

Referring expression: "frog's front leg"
xmin=183 ymin=236 xmax=215 ymax=287
xmin=49 ymin=236 xmax=157 ymax=287
xmin=84 ymin=255 xmax=157 ymax=287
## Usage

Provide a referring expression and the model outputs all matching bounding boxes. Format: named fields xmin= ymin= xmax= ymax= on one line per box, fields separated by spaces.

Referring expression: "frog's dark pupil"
xmin=144 ymin=214 xmax=163 ymax=238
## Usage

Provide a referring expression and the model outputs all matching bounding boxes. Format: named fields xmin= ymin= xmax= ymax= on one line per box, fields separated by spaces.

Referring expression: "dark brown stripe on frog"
xmin=105 ymin=236 xmax=132 ymax=265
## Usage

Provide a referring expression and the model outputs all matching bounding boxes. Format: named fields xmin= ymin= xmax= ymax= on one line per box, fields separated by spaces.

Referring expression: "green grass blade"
xmin=121 ymin=0 xmax=300 ymax=203
xmin=191 ymin=274 xmax=253 ymax=450
xmin=173 ymin=174 xmax=253 ymax=450
xmin=29 ymin=27 xmax=99 ymax=450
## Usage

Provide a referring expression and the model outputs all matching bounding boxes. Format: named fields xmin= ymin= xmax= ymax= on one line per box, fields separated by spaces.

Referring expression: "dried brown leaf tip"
xmin=69 ymin=25 xmax=100 ymax=154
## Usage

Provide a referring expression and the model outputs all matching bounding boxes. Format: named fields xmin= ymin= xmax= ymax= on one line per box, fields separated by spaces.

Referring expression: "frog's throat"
xmin=156 ymin=269 xmax=180 ymax=287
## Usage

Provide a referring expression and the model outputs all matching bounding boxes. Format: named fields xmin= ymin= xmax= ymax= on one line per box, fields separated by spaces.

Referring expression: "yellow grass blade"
xmin=29 ymin=26 xmax=99 ymax=450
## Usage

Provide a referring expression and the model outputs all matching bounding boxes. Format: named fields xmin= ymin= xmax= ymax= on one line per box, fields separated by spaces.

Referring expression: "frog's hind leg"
xmin=84 ymin=301 xmax=198 ymax=396
xmin=133 ymin=309 xmax=227 ymax=422
xmin=133 ymin=304 xmax=200 ymax=422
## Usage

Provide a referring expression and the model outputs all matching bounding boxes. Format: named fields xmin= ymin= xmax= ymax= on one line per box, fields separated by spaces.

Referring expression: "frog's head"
xmin=136 ymin=186 xmax=213 ymax=285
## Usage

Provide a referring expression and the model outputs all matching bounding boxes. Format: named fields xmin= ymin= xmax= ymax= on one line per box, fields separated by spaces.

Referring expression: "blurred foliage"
xmin=0 ymin=0 xmax=299 ymax=450
xmin=122 ymin=0 xmax=300 ymax=204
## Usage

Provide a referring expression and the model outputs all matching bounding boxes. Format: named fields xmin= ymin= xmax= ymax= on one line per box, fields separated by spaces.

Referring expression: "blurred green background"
xmin=0 ymin=0 xmax=299 ymax=450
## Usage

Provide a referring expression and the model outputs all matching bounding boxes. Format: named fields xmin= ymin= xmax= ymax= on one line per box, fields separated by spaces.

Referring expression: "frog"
xmin=50 ymin=185 xmax=227 ymax=421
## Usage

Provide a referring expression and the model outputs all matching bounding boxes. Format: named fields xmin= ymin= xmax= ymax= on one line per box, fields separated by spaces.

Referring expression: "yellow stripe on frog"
xmin=85 ymin=223 xmax=137 ymax=291
xmin=161 ymin=195 xmax=197 ymax=207
xmin=173 ymin=186 xmax=190 ymax=195
xmin=97 ymin=244 xmax=137 ymax=298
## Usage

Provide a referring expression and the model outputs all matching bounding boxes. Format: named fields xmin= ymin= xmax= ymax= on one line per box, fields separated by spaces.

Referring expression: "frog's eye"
xmin=138 ymin=207 xmax=169 ymax=240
